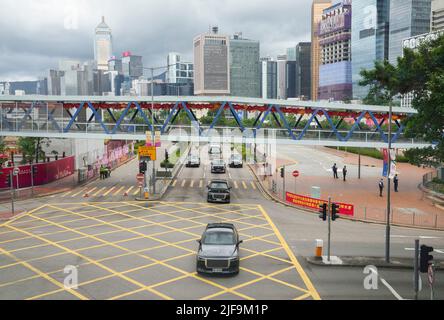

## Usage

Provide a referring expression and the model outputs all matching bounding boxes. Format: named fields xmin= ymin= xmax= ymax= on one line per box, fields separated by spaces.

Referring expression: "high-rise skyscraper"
xmin=351 ymin=0 xmax=390 ymax=100
xmin=276 ymin=55 xmax=287 ymax=99
xmin=311 ymin=0 xmax=332 ymax=101
xmin=319 ymin=0 xmax=352 ymax=101
xmin=94 ymin=16 xmax=113 ymax=71
xmin=286 ymin=61 xmax=297 ymax=98
xmin=431 ymin=0 xmax=444 ymax=31
xmin=296 ymin=42 xmax=312 ymax=99
xmin=193 ymin=27 xmax=230 ymax=96
xmin=389 ymin=0 xmax=432 ymax=64
xmin=286 ymin=47 xmax=297 ymax=61
xmin=260 ymin=57 xmax=277 ymax=99
xmin=166 ymin=53 xmax=194 ymax=84
xmin=229 ymin=33 xmax=260 ymax=98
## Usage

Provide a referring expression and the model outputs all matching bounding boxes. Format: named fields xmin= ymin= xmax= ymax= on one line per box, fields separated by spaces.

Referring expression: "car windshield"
xmin=210 ymin=182 xmax=228 ymax=189
xmin=231 ymin=154 xmax=241 ymax=160
xmin=190 ymin=156 xmax=198 ymax=161
xmin=202 ymin=230 xmax=235 ymax=245
xmin=210 ymin=147 xmax=220 ymax=154
xmin=212 ymin=159 xmax=224 ymax=165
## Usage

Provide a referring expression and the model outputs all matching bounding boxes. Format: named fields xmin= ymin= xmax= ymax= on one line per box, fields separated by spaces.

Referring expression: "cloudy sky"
xmin=0 ymin=0 xmax=313 ymax=81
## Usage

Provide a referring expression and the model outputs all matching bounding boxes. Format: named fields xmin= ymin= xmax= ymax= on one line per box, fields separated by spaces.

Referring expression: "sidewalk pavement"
xmin=306 ymin=256 xmax=444 ymax=270
xmin=252 ymin=147 xmax=444 ymax=230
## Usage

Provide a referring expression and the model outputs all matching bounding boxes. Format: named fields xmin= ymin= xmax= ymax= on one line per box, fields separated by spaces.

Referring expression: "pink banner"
xmin=0 ymin=156 xmax=75 ymax=189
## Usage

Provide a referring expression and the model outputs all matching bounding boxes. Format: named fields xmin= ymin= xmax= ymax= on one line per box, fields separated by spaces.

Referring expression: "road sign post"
xmin=414 ymin=239 xmax=419 ymax=300
xmin=10 ymin=172 xmax=14 ymax=215
xmin=292 ymin=170 xmax=299 ymax=194
xmin=428 ymin=264 xmax=435 ymax=300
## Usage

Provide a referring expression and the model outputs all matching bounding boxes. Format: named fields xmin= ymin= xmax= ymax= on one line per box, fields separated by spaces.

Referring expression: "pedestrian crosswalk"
xmin=54 ymin=178 xmax=259 ymax=200
xmin=170 ymin=179 xmax=258 ymax=191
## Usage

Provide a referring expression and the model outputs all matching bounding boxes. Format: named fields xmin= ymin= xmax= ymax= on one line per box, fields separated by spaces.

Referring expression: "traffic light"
xmin=420 ymin=245 xmax=433 ymax=273
xmin=319 ymin=203 xmax=327 ymax=221
xmin=165 ymin=150 xmax=169 ymax=163
xmin=280 ymin=167 xmax=284 ymax=178
xmin=331 ymin=203 xmax=340 ymax=221
xmin=139 ymin=161 xmax=147 ymax=174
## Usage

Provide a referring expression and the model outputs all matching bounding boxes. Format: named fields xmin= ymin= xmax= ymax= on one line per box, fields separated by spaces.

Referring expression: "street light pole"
xmin=151 ymin=67 xmax=156 ymax=195
xmin=385 ymin=101 xmax=392 ymax=263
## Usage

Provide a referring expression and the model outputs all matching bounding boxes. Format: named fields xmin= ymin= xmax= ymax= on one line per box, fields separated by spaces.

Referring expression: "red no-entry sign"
xmin=292 ymin=170 xmax=300 ymax=178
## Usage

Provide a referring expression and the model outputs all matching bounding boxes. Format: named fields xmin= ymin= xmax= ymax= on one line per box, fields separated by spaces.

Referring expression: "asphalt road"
xmin=0 ymin=142 xmax=443 ymax=300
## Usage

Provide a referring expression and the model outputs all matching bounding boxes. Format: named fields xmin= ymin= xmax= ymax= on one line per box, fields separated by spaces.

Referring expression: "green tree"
xmin=17 ymin=137 xmax=49 ymax=164
xmin=359 ymin=35 xmax=444 ymax=167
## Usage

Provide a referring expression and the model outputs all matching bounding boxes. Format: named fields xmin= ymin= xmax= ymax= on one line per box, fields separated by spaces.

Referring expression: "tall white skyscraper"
xmin=94 ymin=16 xmax=113 ymax=71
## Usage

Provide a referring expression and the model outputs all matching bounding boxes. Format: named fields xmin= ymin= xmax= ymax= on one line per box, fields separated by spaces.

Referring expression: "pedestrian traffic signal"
xmin=319 ymin=203 xmax=327 ymax=221
xmin=331 ymin=203 xmax=340 ymax=221
xmin=420 ymin=245 xmax=433 ymax=273
xmin=139 ymin=161 xmax=147 ymax=174
xmin=280 ymin=167 xmax=284 ymax=178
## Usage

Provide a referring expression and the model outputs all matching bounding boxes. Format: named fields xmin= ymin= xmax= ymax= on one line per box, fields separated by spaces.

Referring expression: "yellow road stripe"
xmin=199 ymin=180 xmax=203 ymax=188
xmin=190 ymin=180 xmax=194 ymax=188
xmin=133 ymin=187 xmax=140 ymax=196
xmin=125 ymin=186 xmax=134 ymax=195
xmin=233 ymin=181 xmax=238 ymax=189
xmin=172 ymin=180 xmax=177 ymax=187
xmin=0 ymin=246 xmax=87 ymax=300
xmin=250 ymin=182 xmax=256 ymax=190
xmin=92 ymin=187 xmax=106 ymax=197
xmin=60 ymin=190 xmax=73 ymax=198
xmin=85 ymin=187 xmax=97 ymax=195
xmin=258 ymin=205 xmax=321 ymax=300
xmin=102 ymin=186 xmax=115 ymax=196
xmin=113 ymin=186 xmax=125 ymax=196
xmin=181 ymin=180 xmax=186 ymax=187
xmin=242 ymin=181 xmax=247 ymax=189
xmin=71 ymin=188 xmax=86 ymax=198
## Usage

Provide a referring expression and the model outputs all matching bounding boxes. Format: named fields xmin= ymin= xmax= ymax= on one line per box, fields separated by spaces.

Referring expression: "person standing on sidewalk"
xmin=394 ymin=174 xmax=399 ymax=192
xmin=332 ymin=163 xmax=338 ymax=179
xmin=378 ymin=179 xmax=384 ymax=197
xmin=342 ymin=165 xmax=347 ymax=181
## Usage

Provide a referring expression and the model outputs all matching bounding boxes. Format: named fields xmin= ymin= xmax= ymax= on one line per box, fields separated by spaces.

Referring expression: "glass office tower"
xmin=351 ymin=0 xmax=390 ymax=100
xmin=389 ymin=0 xmax=432 ymax=64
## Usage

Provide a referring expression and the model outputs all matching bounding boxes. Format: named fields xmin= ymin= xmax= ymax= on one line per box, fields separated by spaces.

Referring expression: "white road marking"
xmin=181 ymin=180 xmax=186 ymax=187
xmin=199 ymin=180 xmax=203 ymax=188
xmin=190 ymin=180 xmax=195 ymax=188
xmin=369 ymin=267 xmax=405 ymax=300
xmin=405 ymin=248 xmax=444 ymax=254
xmin=393 ymin=235 xmax=441 ymax=239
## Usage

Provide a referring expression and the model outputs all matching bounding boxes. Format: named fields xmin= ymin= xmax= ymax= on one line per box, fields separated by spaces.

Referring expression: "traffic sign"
xmin=136 ymin=173 xmax=144 ymax=182
xmin=138 ymin=146 xmax=156 ymax=160
xmin=292 ymin=170 xmax=300 ymax=178
xmin=13 ymin=167 xmax=19 ymax=176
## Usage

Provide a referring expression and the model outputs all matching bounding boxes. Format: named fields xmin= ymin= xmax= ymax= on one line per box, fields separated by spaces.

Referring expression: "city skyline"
xmin=0 ymin=0 xmax=313 ymax=81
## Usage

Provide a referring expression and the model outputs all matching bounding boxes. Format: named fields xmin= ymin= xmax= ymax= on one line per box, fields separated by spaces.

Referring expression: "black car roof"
xmin=209 ymin=179 xmax=228 ymax=183
xmin=206 ymin=223 xmax=235 ymax=230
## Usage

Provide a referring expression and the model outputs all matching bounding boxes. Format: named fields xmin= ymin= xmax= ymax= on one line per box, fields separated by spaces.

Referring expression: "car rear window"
xmin=210 ymin=182 xmax=228 ymax=189
xmin=203 ymin=230 xmax=235 ymax=245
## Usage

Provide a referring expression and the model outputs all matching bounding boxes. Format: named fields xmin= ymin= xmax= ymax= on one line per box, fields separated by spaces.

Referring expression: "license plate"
xmin=212 ymin=268 xmax=223 ymax=272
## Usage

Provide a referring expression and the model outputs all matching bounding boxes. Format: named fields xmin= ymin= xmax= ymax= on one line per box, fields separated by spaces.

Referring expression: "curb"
xmin=306 ymin=256 xmax=444 ymax=270
xmin=248 ymin=164 xmax=444 ymax=232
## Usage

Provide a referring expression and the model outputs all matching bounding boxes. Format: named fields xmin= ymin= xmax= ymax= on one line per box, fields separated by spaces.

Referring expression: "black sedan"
xmin=210 ymin=159 xmax=226 ymax=173
xmin=196 ymin=223 xmax=242 ymax=275
xmin=207 ymin=179 xmax=231 ymax=203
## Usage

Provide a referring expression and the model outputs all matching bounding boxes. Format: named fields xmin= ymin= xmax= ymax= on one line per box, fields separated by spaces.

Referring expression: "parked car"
xmin=207 ymin=179 xmax=231 ymax=203
xmin=196 ymin=223 xmax=242 ymax=275
xmin=228 ymin=154 xmax=243 ymax=168
xmin=211 ymin=158 xmax=226 ymax=173
xmin=185 ymin=154 xmax=200 ymax=167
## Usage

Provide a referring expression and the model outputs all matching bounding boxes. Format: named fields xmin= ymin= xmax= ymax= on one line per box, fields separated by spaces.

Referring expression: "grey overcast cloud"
xmin=0 ymin=0 xmax=312 ymax=81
